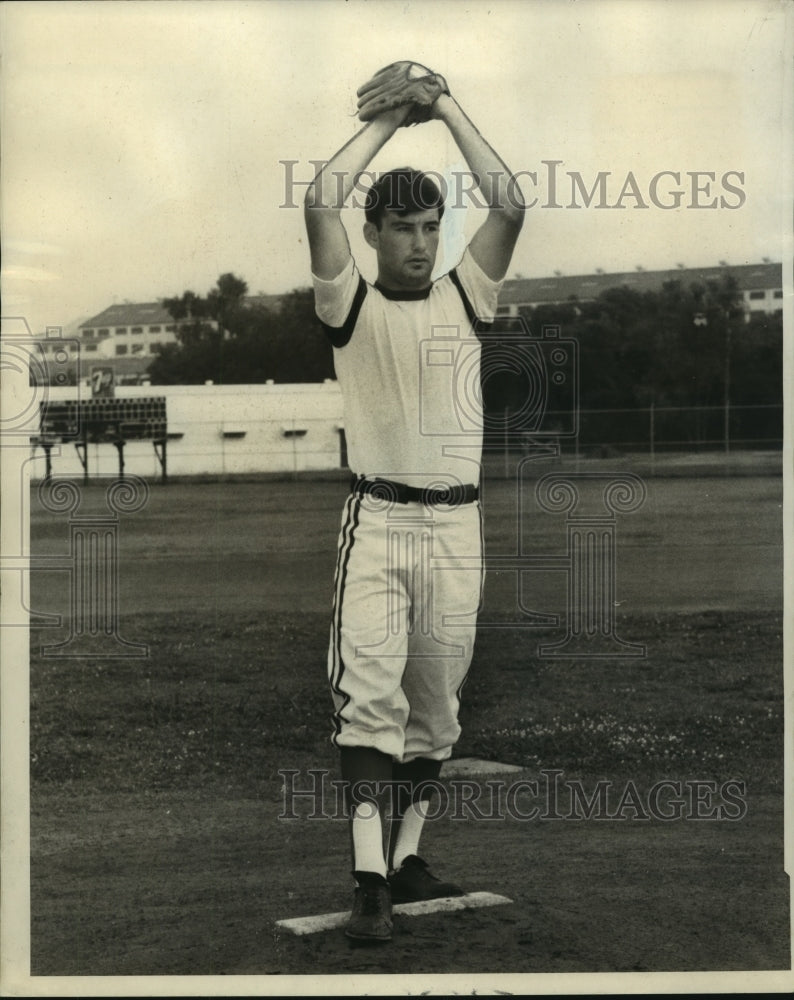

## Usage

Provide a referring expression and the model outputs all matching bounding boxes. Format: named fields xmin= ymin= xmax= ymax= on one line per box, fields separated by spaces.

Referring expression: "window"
xmin=748 ymin=290 xmax=765 ymax=300
xmin=774 ymin=289 xmax=783 ymax=299
xmin=116 ymin=327 xmax=127 ymax=334
xmin=84 ymin=344 xmax=98 ymax=353
xmin=115 ymin=344 xmax=128 ymax=356
xmin=98 ymin=328 xmax=110 ymax=336
xmin=131 ymin=326 xmax=143 ymax=334
xmin=149 ymin=325 xmax=161 ymax=333
xmin=165 ymin=325 xmax=176 ymax=332
xmin=83 ymin=328 xmax=94 ymax=337
xmin=131 ymin=344 xmax=145 ymax=354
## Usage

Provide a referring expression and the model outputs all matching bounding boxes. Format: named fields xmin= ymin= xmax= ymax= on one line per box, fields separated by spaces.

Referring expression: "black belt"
xmin=351 ymin=476 xmax=479 ymax=506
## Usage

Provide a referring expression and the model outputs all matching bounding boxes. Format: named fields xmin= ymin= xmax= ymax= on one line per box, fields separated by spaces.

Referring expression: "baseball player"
xmin=304 ymin=62 xmax=524 ymax=942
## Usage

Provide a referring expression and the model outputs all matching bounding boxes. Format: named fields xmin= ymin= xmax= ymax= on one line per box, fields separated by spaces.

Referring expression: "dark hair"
xmin=364 ymin=168 xmax=445 ymax=228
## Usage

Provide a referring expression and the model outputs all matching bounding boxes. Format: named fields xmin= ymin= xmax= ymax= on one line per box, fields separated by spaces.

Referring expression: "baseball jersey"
xmin=312 ymin=248 xmax=503 ymax=489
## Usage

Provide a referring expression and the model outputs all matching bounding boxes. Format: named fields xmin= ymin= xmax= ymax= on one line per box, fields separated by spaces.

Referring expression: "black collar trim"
xmin=374 ymin=281 xmax=433 ymax=301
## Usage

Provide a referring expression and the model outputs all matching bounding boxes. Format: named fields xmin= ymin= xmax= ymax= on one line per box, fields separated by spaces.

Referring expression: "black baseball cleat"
xmin=388 ymin=854 xmax=464 ymax=903
xmin=345 ymin=871 xmax=393 ymax=943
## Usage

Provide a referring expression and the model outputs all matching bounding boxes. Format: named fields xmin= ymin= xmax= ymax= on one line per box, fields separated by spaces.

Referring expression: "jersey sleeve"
xmin=311 ymin=257 xmax=361 ymax=327
xmin=454 ymin=247 xmax=504 ymax=323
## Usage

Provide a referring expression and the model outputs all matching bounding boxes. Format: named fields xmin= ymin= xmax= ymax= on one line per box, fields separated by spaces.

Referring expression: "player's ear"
xmin=363 ymin=221 xmax=379 ymax=250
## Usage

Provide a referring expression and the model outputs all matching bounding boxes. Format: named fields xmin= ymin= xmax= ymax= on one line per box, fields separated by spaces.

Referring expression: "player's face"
xmin=367 ymin=209 xmax=441 ymax=289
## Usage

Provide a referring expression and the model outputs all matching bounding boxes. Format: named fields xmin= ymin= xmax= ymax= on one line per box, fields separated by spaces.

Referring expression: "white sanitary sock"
xmin=351 ymin=801 xmax=387 ymax=878
xmin=391 ymin=800 xmax=431 ymax=870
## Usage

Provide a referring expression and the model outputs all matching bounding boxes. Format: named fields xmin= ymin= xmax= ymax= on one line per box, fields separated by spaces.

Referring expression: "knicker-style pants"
xmin=328 ymin=489 xmax=484 ymax=763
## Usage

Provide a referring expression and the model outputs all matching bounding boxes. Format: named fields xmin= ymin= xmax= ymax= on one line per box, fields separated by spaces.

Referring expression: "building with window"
xmin=496 ymin=261 xmax=784 ymax=321
xmin=75 ymin=302 xmax=178 ymax=383
xmin=64 ymin=296 xmax=283 ymax=385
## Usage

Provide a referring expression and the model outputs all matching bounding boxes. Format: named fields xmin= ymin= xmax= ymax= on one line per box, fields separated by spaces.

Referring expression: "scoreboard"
xmin=36 ymin=396 xmax=169 ymax=481
xmin=40 ymin=397 xmax=167 ymax=442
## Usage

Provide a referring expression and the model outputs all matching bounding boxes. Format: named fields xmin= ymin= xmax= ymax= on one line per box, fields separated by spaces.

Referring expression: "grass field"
xmin=21 ymin=462 xmax=790 ymax=987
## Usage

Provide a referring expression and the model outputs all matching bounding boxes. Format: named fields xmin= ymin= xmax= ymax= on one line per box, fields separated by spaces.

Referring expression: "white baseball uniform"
xmin=313 ymin=247 xmax=502 ymax=763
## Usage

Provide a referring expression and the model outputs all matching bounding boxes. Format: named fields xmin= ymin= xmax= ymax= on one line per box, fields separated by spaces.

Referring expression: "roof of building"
xmin=499 ymin=261 xmax=784 ymax=306
xmin=81 ymin=294 xmax=285 ymax=329
xmin=78 ymin=261 xmax=783 ymax=329
xmin=80 ymin=302 xmax=174 ymax=328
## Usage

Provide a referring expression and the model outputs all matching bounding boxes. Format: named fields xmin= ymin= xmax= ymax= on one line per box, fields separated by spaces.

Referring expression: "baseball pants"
xmin=328 ymin=488 xmax=484 ymax=763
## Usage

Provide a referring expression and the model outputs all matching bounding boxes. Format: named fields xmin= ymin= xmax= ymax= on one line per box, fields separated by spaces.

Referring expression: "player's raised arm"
xmin=431 ymin=93 xmax=525 ymax=282
xmin=304 ymin=107 xmax=410 ymax=280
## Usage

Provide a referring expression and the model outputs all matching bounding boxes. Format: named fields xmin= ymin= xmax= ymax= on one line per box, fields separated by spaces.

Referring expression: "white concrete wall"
xmin=30 ymin=381 xmax=345 ymax=479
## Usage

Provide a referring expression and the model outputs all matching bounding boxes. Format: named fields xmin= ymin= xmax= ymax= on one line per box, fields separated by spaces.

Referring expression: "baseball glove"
xmin=356 ymin=61 xmax=449 ymax=126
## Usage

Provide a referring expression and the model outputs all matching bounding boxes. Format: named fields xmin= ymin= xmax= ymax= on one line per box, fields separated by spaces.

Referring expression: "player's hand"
xmin=368 ymin=104 xmax=413 ymax=130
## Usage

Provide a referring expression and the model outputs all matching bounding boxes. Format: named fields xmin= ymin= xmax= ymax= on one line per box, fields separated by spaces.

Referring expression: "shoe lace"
xmin=360 ymin=883 xmax=387 ymax=915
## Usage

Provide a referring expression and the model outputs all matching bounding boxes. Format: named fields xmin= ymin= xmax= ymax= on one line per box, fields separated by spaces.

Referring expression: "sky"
xmin=1 ymin=0 xmax=792 ymax=336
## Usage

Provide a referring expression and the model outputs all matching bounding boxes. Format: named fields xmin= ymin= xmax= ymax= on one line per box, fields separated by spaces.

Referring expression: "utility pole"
xmin=723 ymin=318 xmax=731 ymax=455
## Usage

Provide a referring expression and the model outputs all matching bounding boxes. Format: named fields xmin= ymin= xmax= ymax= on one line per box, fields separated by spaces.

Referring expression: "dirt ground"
xmin=17 ymin=468 xmax=792 ymax=990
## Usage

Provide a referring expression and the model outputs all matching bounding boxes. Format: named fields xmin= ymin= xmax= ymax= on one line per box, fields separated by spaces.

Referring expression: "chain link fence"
xmin=492 ymin=403 xmax=783 ymax=459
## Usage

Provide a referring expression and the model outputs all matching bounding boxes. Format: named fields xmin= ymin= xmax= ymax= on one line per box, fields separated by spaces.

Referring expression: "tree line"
xmin=513 ymin=274 xmax=782 ymax=448
xmin=147 ymin=270 xmax=782 ymax=446
xmin=147 ymin=273 xmax=334 ymax=386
